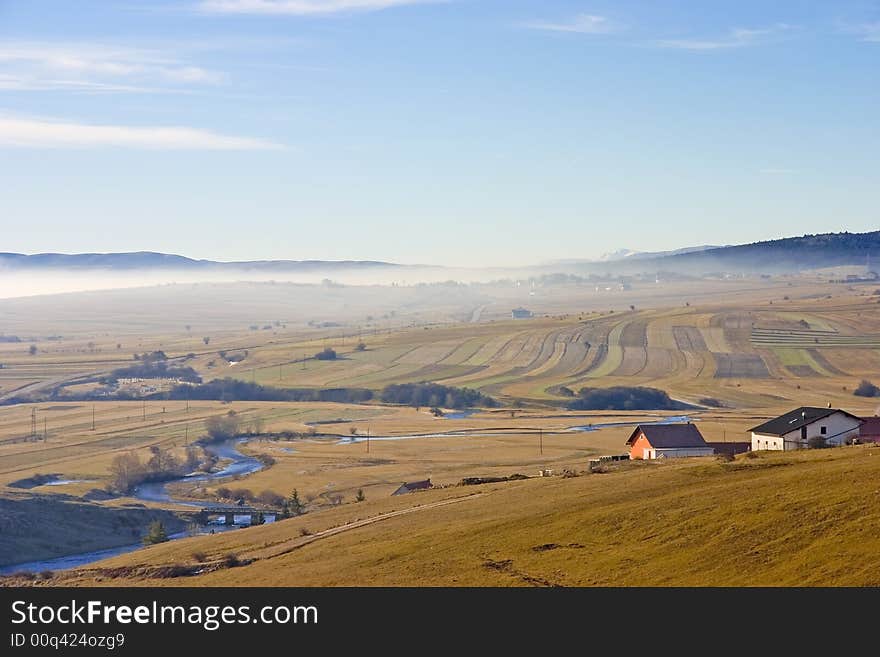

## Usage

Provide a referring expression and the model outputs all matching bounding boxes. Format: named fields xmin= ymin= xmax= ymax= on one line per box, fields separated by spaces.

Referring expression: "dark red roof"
xmin=860 ymin=417 xmax=880 ymax=437
xmin=626 ymin=423 xmax=708 ymax=449
xmin=707 ymin=442 xmax=751 ymax=456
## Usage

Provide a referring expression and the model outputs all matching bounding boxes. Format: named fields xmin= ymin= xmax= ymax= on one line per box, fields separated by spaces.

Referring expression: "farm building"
xmin=511 ymin=307 xmax=533 ymax=319
xmin=707 ymin=442 xmax=751 ymax=457
xmin=626 ymin=423 xmax=714 ymax=460
xmin=859 ymin=416 xmax=880 ymax=444
xmin=391 ymin=479 xmax=433 ymax=496
xmin=749 ymin=407 xmax=863 ymax=451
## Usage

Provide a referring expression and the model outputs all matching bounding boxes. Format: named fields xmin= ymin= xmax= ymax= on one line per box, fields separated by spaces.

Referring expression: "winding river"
xmin=0 ymin=439 xmax=264 ymax=576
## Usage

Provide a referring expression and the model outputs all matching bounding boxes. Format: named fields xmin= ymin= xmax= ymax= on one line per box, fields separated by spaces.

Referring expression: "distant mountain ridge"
xmin=2 ymin=230 xmax=878 ymax=276
xmin=0 ymin=251 xmax=405 ymax=271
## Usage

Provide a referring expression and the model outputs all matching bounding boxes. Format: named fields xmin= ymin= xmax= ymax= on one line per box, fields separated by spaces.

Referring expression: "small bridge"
xmin=194 ymin=506 xmax=281 ymax=527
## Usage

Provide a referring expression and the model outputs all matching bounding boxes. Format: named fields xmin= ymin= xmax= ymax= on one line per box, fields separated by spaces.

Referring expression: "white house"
xmin=749 ymin=407 xmax=863 ymax=451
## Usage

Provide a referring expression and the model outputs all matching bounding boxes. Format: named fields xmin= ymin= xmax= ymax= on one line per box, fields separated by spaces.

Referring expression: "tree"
xmin=205 ymin=412 xmax=240 ymax=441
xmin=28 ymin=345 xmax=37 ymax=355
xmin=349 ymin=426 xmax=358 ymax=436
xmin=287 ymin=488 xmax=305 ymax=516
xmin=109 ymin=452 xmax=144 ymax=493
xmin=185 ymin=325 xmax=192 ymax=332
xmin=807 ymin=436 xmax=829 ymax=449
xmin=143 ymin=520 xmax=169 ymax=545
xmin=854 ymin=380 xmax=879 ymax=397
xmin=356 ymin=488 xmax=365 ymax=502
xmin=355 ymin=342 xmax=367 ymax=351
xmin=203 ymin=336 xmax=210 ymax=345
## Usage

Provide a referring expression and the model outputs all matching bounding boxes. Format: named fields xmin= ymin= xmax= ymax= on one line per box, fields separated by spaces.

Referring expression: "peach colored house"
xmin=626 ymin=423 xmax=713 ymax=460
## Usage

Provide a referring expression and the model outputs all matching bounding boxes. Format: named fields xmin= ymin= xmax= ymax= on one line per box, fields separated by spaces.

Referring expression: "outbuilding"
xmin=626 ymin=423 xmax=713 ymax=460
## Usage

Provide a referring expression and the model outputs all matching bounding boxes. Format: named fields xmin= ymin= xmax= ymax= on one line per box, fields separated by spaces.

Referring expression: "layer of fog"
xmin=0 ymin=265 xmax=541 ymax=300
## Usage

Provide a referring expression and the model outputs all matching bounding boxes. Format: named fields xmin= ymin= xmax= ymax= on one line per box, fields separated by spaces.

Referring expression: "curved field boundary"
xmin=712 ymin=353 xmax=770 ymax=379
xmin=464 ymin=332 xmax=519 ymax=366
xmin=585 ymin=321 xmax=625 ymax=379
xmin=805 ymin=349 xmax=848 ymax=376
xmin=544 ymin=333 xmax=591 ymax=378
xmin=672 ymin=326 xmax=709 ymax=352
xmin=438 ymin=337 xmax=491 ymax=366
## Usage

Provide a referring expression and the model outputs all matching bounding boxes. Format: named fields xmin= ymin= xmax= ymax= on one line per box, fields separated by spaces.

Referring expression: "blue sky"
xmin=0 ymin=0 xmax=877 ymax=266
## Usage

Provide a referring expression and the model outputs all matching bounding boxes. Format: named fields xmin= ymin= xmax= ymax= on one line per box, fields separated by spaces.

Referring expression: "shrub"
xmin=222 ymin=553 xmax=241 ymax=568
xmin=355 ymin=342 xmax=367 ymax=351
xmin=808 ymin=436 xmax=829 ymax=449
xmin=191 ymin=551 xmax=207 ymax=563
xmin=143 ymin=520 xmax=170 ymax=545
xmin=299 ymin=527 xmax=312 ymax=537
xmin=256 ymin=490 xmax=285 ymax=507
xmin=314 ymin=347 xmax=337 ymax=360
xmin=355 ymin=488 xmax=365 ymax=502
xmin=854 ymin=380 xmax=880 ymax=397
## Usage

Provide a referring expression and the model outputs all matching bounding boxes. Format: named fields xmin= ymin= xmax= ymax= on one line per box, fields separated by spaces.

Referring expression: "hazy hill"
xmin=0 ymin=252 xmax=404 ymax=272
xmin=558 ymin=231 xmax=880 ymax=276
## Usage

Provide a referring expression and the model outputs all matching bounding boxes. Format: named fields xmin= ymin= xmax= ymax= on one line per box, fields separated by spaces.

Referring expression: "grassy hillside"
xmin=26 ymin=445 xmax=880 ymax=587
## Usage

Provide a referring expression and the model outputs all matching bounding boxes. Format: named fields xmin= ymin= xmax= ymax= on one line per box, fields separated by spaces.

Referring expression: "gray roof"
xmin=626 ymin=423 xmax=708 ymax=449
xmin=749 ymin=407 xmax=863 ymax=437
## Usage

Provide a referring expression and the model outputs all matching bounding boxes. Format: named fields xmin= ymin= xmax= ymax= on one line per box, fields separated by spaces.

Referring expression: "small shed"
xmin=626 ymin=423 xmax=713 ymax=460
xmin=391 ymin=479 xmax=433 ymax=496
xmin=707 ymin=441 xmax=751 ymax=457
xmin=859 ymin=417 xmax=880 ymax=444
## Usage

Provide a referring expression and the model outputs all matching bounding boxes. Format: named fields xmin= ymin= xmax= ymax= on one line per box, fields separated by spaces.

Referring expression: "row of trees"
xmin=106 ymin=360 xmax=202 ymax=384
xmin=162 ymin=379 xmax=374 ymax=404
xmin=379 ymin=383 xmax=497 ymax=409
xmin=567 ymin=386 xmax=689 ymax=411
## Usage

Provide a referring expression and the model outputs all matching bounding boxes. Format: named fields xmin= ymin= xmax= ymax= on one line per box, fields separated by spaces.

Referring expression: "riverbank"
xmin=0 ymin=492 xmax=186 ymax=570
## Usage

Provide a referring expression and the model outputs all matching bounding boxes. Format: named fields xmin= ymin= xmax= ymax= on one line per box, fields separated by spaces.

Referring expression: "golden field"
xmin=3 ymin=274 xmax=880 ymax=584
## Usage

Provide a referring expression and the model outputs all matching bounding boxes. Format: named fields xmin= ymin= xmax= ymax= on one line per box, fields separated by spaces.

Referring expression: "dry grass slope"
xmin=30 ymin=445 xmax=880 ymax=587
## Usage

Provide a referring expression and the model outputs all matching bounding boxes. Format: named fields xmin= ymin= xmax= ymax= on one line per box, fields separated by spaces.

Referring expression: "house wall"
xmin=751 ymin=432 xmax=784 ymax=451
xmin=628 ymin=433 xmax=652 ymax=460
xmin=752 ymin=412 xmax=862 ymax=451
xmin=652 ymin=447 xmax=715 ymax=459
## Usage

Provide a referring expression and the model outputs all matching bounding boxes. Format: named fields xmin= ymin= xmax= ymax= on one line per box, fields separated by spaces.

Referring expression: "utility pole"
xmin=279 ymin=364 xmax=282 ymax=381
xmin=31 ymin=408 xmax=37 ymax=441
xmin=43 ymin=417 xmax=47 ymax=441
xmin=92 ymin=405 xmax=96 ymax=431
xmin=539 ymin=428 xmax=543 ymax=455
xmin=366 ymin=427 xmax=370 ymax=454
xmin=184 ymin=424 xmax=189 ymax=444
xmin=142 ymin=399 xmax=146 ymax=422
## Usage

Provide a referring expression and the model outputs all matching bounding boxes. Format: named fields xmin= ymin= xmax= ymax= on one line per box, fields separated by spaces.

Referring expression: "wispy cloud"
xmin=656 ymin=24 xmax=795 ymax=51
xmin=840 ymin=21 xmax=880 ymax=43
xmin=0 ymin=116 xmax=281 ymax=150
xmin=198 ymin=0 xmax=438 ymax=15
xmin=0 ymin=42 xmax=222 ymax=93
xmin=523 ymin=14 xmax=619 ymax=35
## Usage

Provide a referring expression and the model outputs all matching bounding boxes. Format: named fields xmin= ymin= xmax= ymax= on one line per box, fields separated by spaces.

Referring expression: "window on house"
xmin=820 ymin=426 xmax=827 ymax=435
